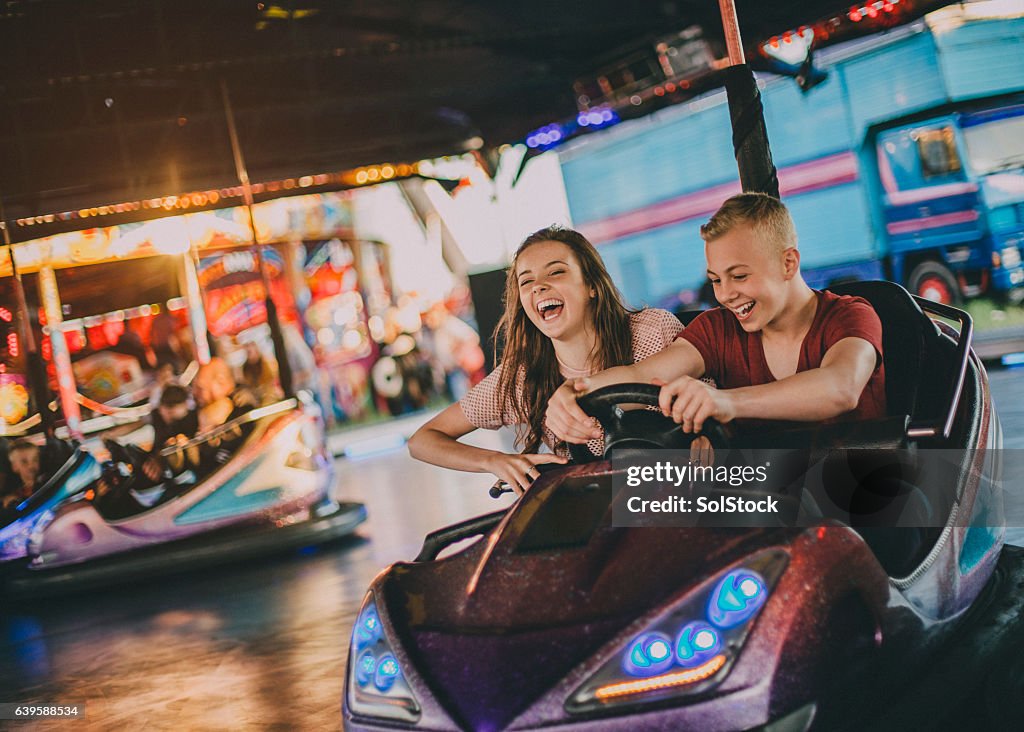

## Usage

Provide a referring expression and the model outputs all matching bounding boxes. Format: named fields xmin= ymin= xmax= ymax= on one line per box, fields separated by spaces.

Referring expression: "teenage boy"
xmin=546 ymin=192 xmax=886 ymax=443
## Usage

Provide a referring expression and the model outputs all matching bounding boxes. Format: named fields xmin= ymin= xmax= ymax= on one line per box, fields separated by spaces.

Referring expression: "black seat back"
xmin=827 ymin=281 xmax=941 ymax=422
xmin=41 ymin=437 xmax=76 ymax=475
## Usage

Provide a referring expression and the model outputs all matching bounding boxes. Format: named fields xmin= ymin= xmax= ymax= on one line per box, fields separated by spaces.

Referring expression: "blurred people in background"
xmin=109 ymin=329 xmax=152 ymax=370
xmin=152 ymin=384 xmax=196 ymax=446
xmin=2 ymin=440 xmax=41 ymax=509
xmin=422 ymin=303 xmax=486 ymax=400
xmin=165 ymin=358 xmax=258 ymax=479
xmin=143 ymin=383 xmax=198 ymax=482
xmin=241 ymin=341 xmax=281 ymax=403
xmin=148 ymin=362 xmax=178 ymax=410
xmin=149 ymin=310 xmax=188 ymax=372
xmin=195 ymin=358 xmax=258 ymax=433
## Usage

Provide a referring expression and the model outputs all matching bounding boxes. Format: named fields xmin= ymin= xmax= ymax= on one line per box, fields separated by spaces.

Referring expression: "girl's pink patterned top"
xmin=458 ymin=308 xmax=684 ymax=456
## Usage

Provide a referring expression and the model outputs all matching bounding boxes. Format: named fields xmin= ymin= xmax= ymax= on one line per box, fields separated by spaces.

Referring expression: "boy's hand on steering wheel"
xmin=484 ymin=452 xmax=567 ymax=496
xmin=657 ymin=376 xmax=736 ymax=433
xmin=545 ymin=378 xmax=602 ymax=444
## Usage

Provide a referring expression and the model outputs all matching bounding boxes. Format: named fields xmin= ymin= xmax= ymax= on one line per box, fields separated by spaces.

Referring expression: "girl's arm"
xmin=408 ymin=403 xmax=566 ymax=494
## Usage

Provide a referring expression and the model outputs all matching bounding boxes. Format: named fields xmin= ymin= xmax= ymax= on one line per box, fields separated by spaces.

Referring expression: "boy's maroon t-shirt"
xmin=677 ymin=290 xmax=887 ymax=424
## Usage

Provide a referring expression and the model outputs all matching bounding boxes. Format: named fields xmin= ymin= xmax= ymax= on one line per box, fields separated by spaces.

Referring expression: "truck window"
xmin=915 ymin=127 xmax=961 ymax=179
xmin=962 ymin=109 xmax=1024 ymax=176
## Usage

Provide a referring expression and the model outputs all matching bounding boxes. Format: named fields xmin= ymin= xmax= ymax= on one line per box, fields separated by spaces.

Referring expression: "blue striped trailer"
xmin=557 ymin=8 xmax=1024 ymax=307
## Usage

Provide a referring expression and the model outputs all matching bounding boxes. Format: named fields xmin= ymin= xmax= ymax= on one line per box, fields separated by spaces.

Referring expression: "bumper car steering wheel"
xmin=569 ymin=383 xmax=732 ymax=464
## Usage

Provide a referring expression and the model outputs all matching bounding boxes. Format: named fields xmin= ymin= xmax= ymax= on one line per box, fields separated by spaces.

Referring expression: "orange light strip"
xmin=594 ymin=655 xmax=727 ymax=700
xmin=12 ymin=164 xmax=422 ymax=228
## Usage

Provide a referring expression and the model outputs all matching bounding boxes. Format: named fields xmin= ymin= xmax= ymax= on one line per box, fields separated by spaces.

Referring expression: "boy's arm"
xmin=662 ymin=337 xmax=877 ymax=432
xmin=546 ymin=339 xmax=706 ymax=443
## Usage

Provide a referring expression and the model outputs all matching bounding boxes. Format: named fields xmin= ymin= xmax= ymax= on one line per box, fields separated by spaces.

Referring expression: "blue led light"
xmin=526 ymin=123 xmax=569 ymax=149
xmin=708 ymin=570 xmax=767 ymax=629
xmin=355 ymin=650 xmax=376 ymax=688
xmin=578 ymin=115 xmax=590 ymax=127
xmin=622 ymin=632 xmax=675 ymax=677
xmin=355 ymin=604 xmax=382 ymax=649
xmin=675 ymin=621 xmax=721 ymax=668
xmin=374 ymin=654 xmax=401 ymax=692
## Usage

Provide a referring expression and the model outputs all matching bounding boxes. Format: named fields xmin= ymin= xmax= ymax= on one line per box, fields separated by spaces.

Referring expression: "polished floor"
xmin=2 ymin=369 xmax=1023 ymax=731
xmin=0 ymin=429 xmax=517 ymax=731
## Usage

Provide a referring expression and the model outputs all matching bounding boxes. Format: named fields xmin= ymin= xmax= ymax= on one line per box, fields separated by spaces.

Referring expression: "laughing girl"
xmin=407 ymin=226 xmax=682 ymax=494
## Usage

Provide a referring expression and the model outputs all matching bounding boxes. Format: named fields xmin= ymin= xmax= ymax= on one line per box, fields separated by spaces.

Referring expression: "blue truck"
xmin=557 ymin=9 xmax=1024 ymax=307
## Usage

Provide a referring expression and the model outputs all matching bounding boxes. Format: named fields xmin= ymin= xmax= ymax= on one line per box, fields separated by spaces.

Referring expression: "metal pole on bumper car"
xmin=220 ymin=79 xmax=295 ymax=399
xmin=2 ymin=214 xmax=57 ymax=440
xmin=717 ymin=0 xmax=780 ymax=199
xmin=37 ymin=258 xmax=84 ymax=443
xmin=178 ymin=215 xmax=213 ymax=366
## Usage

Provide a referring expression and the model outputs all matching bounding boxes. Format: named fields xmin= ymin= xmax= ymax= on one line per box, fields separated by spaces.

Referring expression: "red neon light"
xmin=0 ymin=307 xmax=11 ymax=322
xmin=665 ymin=82 xmax=677 ymax=93
xmin=7 ymin=332 xmax=18 ymax=358
xmin=849 ymin=7 xmax=863 ymax=21
xmin=883 ymin=1 xmax=894 ymax=11
xmin=866 ymin=5 xmax=879 ymax=18
xmin=654 ymin=87 xmax=665 ymax=97
xmin=771 ymin=36 xmax=780 ymax=48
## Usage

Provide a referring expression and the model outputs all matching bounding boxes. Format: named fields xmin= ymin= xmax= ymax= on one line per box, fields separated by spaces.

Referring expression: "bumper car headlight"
xmin=347 ymin=596 xmax=421 ymax=724
xmin=567 ymin=550 xmax=787 ymax=714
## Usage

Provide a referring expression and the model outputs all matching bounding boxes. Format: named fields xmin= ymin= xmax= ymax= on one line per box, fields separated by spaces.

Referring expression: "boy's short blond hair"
xmin=700 ymin=192 xmax=797 ymax=256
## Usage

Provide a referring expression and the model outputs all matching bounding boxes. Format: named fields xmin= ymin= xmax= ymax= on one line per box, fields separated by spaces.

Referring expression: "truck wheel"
xmin=907 ymin=261 xmax=960 ymax=305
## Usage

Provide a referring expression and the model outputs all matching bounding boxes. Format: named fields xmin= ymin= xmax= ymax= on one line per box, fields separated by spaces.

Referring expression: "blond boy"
xmin=546 ymin=192 xmax=886 ymax=442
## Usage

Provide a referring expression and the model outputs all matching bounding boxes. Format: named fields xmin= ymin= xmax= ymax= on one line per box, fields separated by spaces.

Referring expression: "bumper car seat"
xmin=828 ymin=281 xmax=950 ymax=576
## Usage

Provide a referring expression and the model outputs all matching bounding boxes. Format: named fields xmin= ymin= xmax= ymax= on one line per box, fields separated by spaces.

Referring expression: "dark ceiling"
xmin=0 ymin=1 xmax=933 ymax=219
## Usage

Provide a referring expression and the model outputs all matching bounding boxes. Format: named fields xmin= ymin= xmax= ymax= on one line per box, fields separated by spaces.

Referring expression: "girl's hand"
xmin=484 ymin=452 xmax=567 ymax=496
xmin=545 ymin=379 xmax=602 ymax=444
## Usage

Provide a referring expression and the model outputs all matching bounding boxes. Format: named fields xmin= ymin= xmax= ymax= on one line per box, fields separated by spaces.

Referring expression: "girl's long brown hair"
xmin=495 ymin=226 xmax=634 ymax=453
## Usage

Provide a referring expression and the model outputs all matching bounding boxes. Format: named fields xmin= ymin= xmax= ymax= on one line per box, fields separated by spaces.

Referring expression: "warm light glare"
xmin=594 ymin=655 xmax=727 ymax=700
